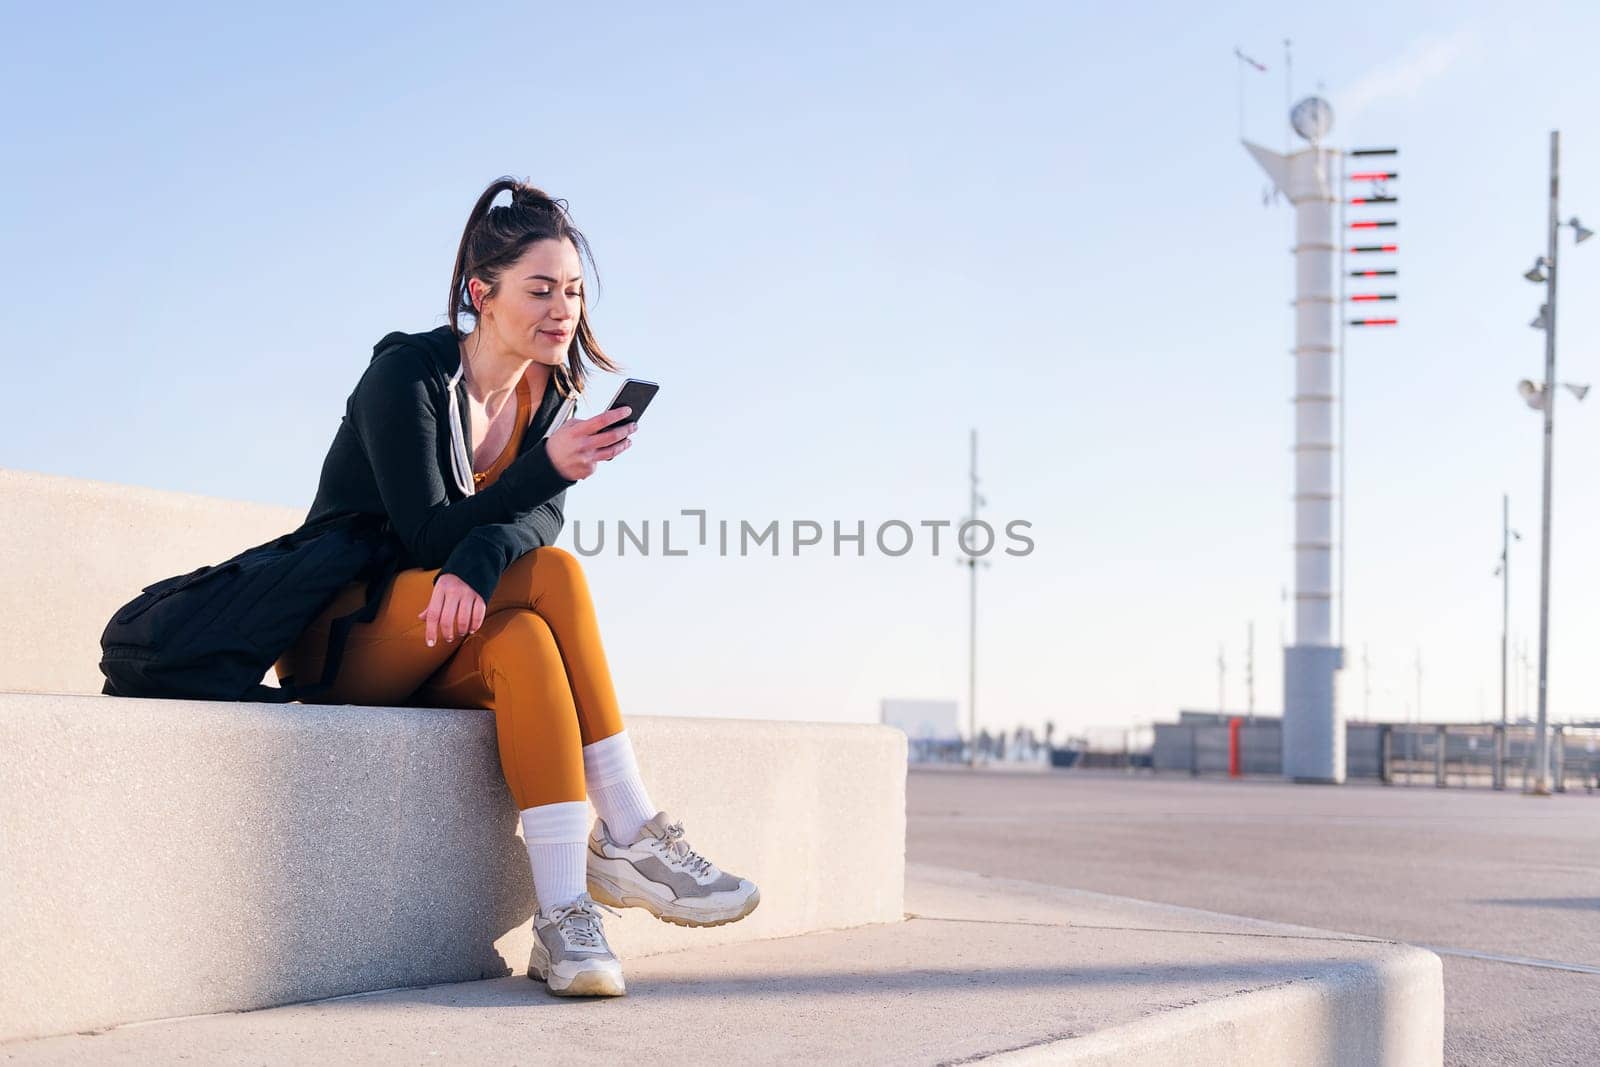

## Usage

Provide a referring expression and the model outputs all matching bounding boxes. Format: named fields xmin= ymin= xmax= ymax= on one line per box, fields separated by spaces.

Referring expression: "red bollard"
xmin=1228 ymin=716 xmax=1244 ymax=778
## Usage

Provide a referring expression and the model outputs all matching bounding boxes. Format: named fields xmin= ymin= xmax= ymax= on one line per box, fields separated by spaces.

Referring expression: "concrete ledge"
xmin=0 ymin=468 xmax=301 ymax=696
xmin=910 ymin=867 xmax=1443 ymax=1065
xmin=0 ymin=865 xmax=1442 ymax=1065
xmin=0 ymin=693 xmax=907 ymax=1041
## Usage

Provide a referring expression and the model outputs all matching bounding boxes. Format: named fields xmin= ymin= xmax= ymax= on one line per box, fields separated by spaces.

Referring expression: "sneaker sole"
xmin=587 ymin=869 xmax=762 ymax=928
xmin=528 ymin=946 xmax=627 ymax=997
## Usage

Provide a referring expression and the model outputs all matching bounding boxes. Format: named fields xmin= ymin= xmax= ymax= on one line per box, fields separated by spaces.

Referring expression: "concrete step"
xmin=0 ymin=694 xmax=906 ymax=1041
xmin=1 ymin=865 xmax=1443 ymax=1066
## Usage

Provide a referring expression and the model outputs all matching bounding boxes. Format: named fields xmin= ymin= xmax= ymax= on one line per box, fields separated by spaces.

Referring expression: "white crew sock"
xmin=583 ymin=730 xmax=657 ymax=845
xmin=519 ymin=800 xmax=591 ymax=916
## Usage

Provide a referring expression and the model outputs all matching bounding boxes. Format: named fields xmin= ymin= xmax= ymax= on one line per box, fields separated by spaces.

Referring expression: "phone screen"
xmin=606 ymin=379 xmax=659 ymax=429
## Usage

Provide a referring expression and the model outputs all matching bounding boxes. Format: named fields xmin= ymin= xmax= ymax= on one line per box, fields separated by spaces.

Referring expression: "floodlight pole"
xmin=1500 ymin=493 xmax=1511 ymax=730
xmin=966 ymin=429 xmax=980 ymax=767
xmin=1530 ymin=131 xmax=1561 ymax=795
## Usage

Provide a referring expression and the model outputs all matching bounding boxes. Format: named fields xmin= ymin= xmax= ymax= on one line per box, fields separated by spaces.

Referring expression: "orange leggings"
xmin=274 ymin=546 xmax=624 ymax=809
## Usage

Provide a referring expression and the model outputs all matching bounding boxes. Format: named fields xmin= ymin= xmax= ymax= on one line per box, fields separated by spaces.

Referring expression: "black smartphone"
xmin=604 ymin=378 xmax=659 ymax=430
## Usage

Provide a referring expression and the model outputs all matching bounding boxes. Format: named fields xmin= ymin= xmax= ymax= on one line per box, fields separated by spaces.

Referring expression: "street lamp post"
xmin=960 ymin=428 xmax=990 ymax=768
xmin=1495 ymin=494 xmax=1519 ymax=729
xmin=1493 ymin=494 xmax=1521 ymax=792
xmin=1521 ymin=129 xmax=1591 ymax=795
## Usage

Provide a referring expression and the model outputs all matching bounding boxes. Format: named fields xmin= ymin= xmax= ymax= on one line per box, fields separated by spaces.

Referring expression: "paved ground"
xmin=907 ymin=767 xmax=1600 ymax=1067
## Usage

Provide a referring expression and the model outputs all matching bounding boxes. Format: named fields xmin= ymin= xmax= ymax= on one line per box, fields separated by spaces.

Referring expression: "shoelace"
xmin=655 ymin=820 xmax=715 ymax=877
xmin=546 ymin=895 xmax=619 ymax=950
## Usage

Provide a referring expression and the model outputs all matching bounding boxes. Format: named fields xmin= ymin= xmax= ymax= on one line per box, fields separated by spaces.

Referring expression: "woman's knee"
xmin=493 ymin=544 xmax=592 ymax=609
xmin=528 ymin=544 xmax=587 ymax=583
xmin=478 ymin=609 xmax=561 ymax=672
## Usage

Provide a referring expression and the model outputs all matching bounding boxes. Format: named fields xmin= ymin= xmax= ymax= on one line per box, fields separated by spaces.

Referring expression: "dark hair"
xmin=448 ymin=176 xmax=619 ymax=397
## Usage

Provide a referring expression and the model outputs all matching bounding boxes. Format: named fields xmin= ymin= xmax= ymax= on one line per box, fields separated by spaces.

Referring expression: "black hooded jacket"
xmin=298 ymin=325 xmax=578 ymax=601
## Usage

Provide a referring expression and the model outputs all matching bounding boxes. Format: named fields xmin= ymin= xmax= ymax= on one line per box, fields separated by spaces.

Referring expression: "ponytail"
xmin=447 ymin=176 xmax=619 ymax=395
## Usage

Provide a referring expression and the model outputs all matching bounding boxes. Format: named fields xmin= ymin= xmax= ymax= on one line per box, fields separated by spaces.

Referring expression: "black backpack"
xmin=99 ymin=512 xmax=402 ymax=703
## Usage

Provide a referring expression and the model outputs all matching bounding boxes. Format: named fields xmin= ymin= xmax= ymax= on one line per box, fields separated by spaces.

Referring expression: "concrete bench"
xmin=0 ymin=469 xmax=907 ymax=1042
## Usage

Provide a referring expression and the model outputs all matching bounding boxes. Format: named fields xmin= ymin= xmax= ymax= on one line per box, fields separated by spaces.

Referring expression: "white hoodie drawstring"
xmin=445 ymin=363 xmax=476 ymax=498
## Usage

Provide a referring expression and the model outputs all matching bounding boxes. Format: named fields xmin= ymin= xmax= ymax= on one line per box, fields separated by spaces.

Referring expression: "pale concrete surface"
xmin=907 ymin=768 xmax=1600 ymax=1066
xmin=0 ymin=468 xmax=302 ymax=694
xmin=0 ymin=865 xmax=1441 ymax=1066
xmin=0 ymin=694 xmax=905 ymax=1041
xmin=0 ymin=468 xmax=1446 ymax=1062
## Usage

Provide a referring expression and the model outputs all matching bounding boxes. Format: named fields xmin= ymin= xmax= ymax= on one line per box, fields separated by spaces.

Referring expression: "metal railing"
xmin=1380 ymin=723 xmax=1600 ymax=792
xmin=1149 ymin=717 xmax=1600 ymax=791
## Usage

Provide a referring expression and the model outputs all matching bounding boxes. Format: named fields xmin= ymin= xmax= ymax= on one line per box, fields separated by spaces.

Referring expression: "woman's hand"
xmin=545 ymin=406 xmax=636 ymax=481
xmin=418 ymin=573 xmax=485 ymax=647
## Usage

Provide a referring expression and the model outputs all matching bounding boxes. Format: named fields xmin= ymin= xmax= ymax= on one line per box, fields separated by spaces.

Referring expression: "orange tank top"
xmin=472 ymin=374 xmax=533 ymax=491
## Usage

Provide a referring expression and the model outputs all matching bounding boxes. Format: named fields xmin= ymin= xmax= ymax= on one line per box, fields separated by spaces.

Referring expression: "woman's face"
xmin=473 ymin=237 xmax=584 ymax=366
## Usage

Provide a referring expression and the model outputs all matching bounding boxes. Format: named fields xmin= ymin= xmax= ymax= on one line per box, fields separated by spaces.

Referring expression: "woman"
xmin=273 ymin=176 xmax=759 ymax=999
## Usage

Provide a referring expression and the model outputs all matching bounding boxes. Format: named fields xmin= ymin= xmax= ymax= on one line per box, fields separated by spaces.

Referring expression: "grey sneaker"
xmin=587 ymin=811 xmax=761 ymax=928
xmin=527 ymin=893 xmax=626 ymax=997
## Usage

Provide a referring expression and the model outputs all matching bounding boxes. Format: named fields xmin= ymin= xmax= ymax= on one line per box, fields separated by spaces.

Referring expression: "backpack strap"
xmin=260 ymin=520 xmax=404 ymax=705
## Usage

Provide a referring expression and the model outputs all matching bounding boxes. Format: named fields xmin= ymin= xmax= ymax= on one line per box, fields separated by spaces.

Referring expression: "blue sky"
xmin=3 ymin=1 xmax=1597 ymax=737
